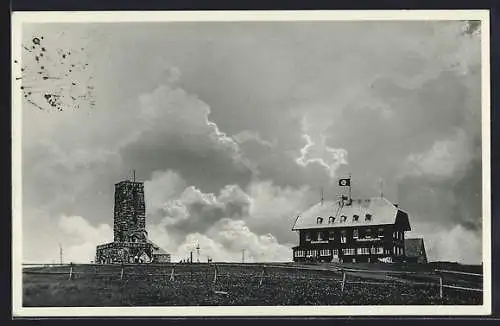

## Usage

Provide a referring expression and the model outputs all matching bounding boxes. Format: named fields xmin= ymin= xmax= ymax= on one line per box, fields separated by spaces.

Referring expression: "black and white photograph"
xmin=11 ymin=10 xmax=491 ymax=317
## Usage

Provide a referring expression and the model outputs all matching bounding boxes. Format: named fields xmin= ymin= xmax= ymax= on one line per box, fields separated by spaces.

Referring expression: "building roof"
xmin=292 ymin=197 xmax=411 ymax=231
xmin=405 ymin=238 xmax=426 ymax=258
xmin=147 ymin=239 xmax=170 ymax=255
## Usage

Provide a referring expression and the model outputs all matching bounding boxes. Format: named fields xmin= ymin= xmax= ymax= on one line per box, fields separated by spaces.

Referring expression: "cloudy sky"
xmin=18 ymin=19 xmax=483 ymax=264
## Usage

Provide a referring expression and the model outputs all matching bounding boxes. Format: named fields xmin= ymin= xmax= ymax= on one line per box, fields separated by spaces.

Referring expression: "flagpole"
xmin=348 ymin=173 xmax=352 ymax=204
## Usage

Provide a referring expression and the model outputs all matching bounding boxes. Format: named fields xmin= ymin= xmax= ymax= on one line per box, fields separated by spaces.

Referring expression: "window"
xmin=353 ymin=214 xmax=359 ymax=222
xmin=320 ymin=249 xmax=331 ymax=256
xmin=342 ymin=248 xmax=355 ymax=255
xmin=307 ymin=250 xmax=318 ymax=257
xmin=353 ymin=228 xmax=359 ymax=239
xmin=295 ymin=250 xmax=305 ymax=257
xmin=341 ymin=215 xmax=347 ymax=222
xmin=329 ymin=216 xmax=335 ymax=224
xmin=357 ymin=247 xmax=370 ymax=255
xmin=365 ymin=214 xmax=372 ymax=221
xmin=305 ymin=232 xmax=311 ymax=241
xmin=333 ymin=249 xmax=339 ymax=256
xmin=341 ymin=230 xmax=347 ymax=243
xmin=365 ymin=228 xmax=372 ymax=238
xmin=378 ymin=228 xmax=384 ymax=238
xmin=317 ymin=216 xmax=323 ymax=224
xmin=370 ymin=247 xmax=377 ymax=254
xmin=317 ymin=232 xmax=323 ymax=241
xmin=328 ymin=231 xmax=335 ymax=240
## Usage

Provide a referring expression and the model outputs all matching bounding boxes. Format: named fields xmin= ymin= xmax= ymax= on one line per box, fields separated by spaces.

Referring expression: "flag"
xmin=339 ymin=178 xmax=351 ymax=186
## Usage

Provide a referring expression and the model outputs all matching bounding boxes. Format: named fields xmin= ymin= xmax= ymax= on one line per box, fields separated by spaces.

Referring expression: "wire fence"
xmin=22 ymin=262 xmax=483 ymax=299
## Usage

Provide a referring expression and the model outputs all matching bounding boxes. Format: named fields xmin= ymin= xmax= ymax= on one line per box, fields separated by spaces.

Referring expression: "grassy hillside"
xmin=22 ymin=263 xmax=483 ymax=307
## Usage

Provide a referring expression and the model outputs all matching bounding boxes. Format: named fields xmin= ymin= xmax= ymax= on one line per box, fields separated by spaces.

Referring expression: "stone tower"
xmin=113 ymin=181 xmax=147 ymax=243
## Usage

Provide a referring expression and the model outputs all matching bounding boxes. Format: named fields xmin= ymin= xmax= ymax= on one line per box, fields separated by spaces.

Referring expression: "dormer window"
xmin=353 ymin=214 xmax=359 ymax=222
xmin=341 ymin=215 xmax=347 ymax=222
xmin=365 ymin=214 xmax=372 ymax=221
xmin=316 ymin=216 xmax=323 ymax=224
xmin=328 ymin=216 xmax=335 ymax=224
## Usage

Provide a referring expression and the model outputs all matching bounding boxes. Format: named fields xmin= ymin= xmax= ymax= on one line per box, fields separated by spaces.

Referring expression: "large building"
xmin=95 ymin=178 xmax=171 ymax=264
xmin=291 ymin=179 xmax=411 ymax=263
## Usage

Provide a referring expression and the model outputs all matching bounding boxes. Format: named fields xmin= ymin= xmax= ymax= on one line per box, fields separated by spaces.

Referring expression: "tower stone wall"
xmin=113 ymin=181 xmax=147 ymax=243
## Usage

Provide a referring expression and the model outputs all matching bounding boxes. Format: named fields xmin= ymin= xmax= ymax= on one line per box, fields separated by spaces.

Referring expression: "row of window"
xmin=295 ymin=249 xmax=340 ymax=257
xmin=317 ymin=214 xmax=372 ymax=225
xmin=305 ymin=228 xmax=392 ymax=242
xmin=294 ymin=246 xmax=402 ymax=257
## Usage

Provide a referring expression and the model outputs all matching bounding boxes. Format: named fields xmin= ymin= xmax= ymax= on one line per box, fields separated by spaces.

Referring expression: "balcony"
xmin=310 ymin=240 xmax=329 ymax=244
xmin=356 ymin=237 xmax=382 ymax=242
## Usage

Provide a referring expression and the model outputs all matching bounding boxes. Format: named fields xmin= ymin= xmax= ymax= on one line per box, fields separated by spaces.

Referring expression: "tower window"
xmin=365 ymin=214 xmax=372 ymax=221
xmin=329 ymin=216 xmax=335 ymax=224
xmin=317 ymin=216 xmax=323 ymax=224
xmin=353 ymin=214 xmax=359 ymax=222
xmin=341 ymin=215 xmax=347 ymax=222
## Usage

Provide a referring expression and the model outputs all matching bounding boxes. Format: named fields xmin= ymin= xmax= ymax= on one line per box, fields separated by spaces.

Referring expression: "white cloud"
xmin=57 ymin=215 xmax=113 ymax=263
xmin=295 ymin=117 xmax=348 ymax=180
xmin=143 ymin=171 xmax=313 ymax=262
xmin=404 ymin=129 xmax=473 ymax=178
xmin=408 ymin=223 xmax=482 ymax=264
xmin=173 ymin=219 xmax=291 ymax=263
xmin=233 ymin=130 xmax=274 ymax=147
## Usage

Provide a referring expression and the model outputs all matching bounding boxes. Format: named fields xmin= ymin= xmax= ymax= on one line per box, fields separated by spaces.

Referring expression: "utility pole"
xmin=133 ymin=169 xmax=136 ymax=182
xmin=59 ymin=243 xmax=63 ymax=265
xmin=190 ymin=251 xmax=193 ymax=264
xmin=196 ymin=243 xmax=200 ymax=263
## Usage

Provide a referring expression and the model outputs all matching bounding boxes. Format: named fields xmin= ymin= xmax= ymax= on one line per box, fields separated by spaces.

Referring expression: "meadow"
xmin=22 ymin=263 xmax=483 ymax=307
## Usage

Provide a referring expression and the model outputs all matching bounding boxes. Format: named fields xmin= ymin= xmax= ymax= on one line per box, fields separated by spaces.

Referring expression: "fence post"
xmin=120 ymin=264 xmax=124 ymax=281
xmin=439 ymin=274 xmax=443 ymax=299
xmin=341 ymin=269 xmax=346 ymax=293
xmin=213 ymin=264 xmax=217 ymax=284
xmin=169 ymin=266 xmax=175 ymax=281
xmin=259 ymin=265 xmax=266 ymax=286
xmin=68 ymin=263 xmax=73 ymax=280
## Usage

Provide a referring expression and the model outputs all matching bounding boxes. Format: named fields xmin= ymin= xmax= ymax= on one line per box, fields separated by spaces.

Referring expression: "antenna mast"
xmin=133 ymin=169 xmax=136 ymax=182
xmin=320 ymin=187 xmax=324 ymax=205
xmin=196 ymin=243 xmax=200 ymax=263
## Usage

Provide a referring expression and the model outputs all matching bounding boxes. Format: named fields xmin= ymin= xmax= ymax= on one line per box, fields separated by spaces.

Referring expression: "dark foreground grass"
xmin=22 ymin=265 xmax=483 ymax=307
